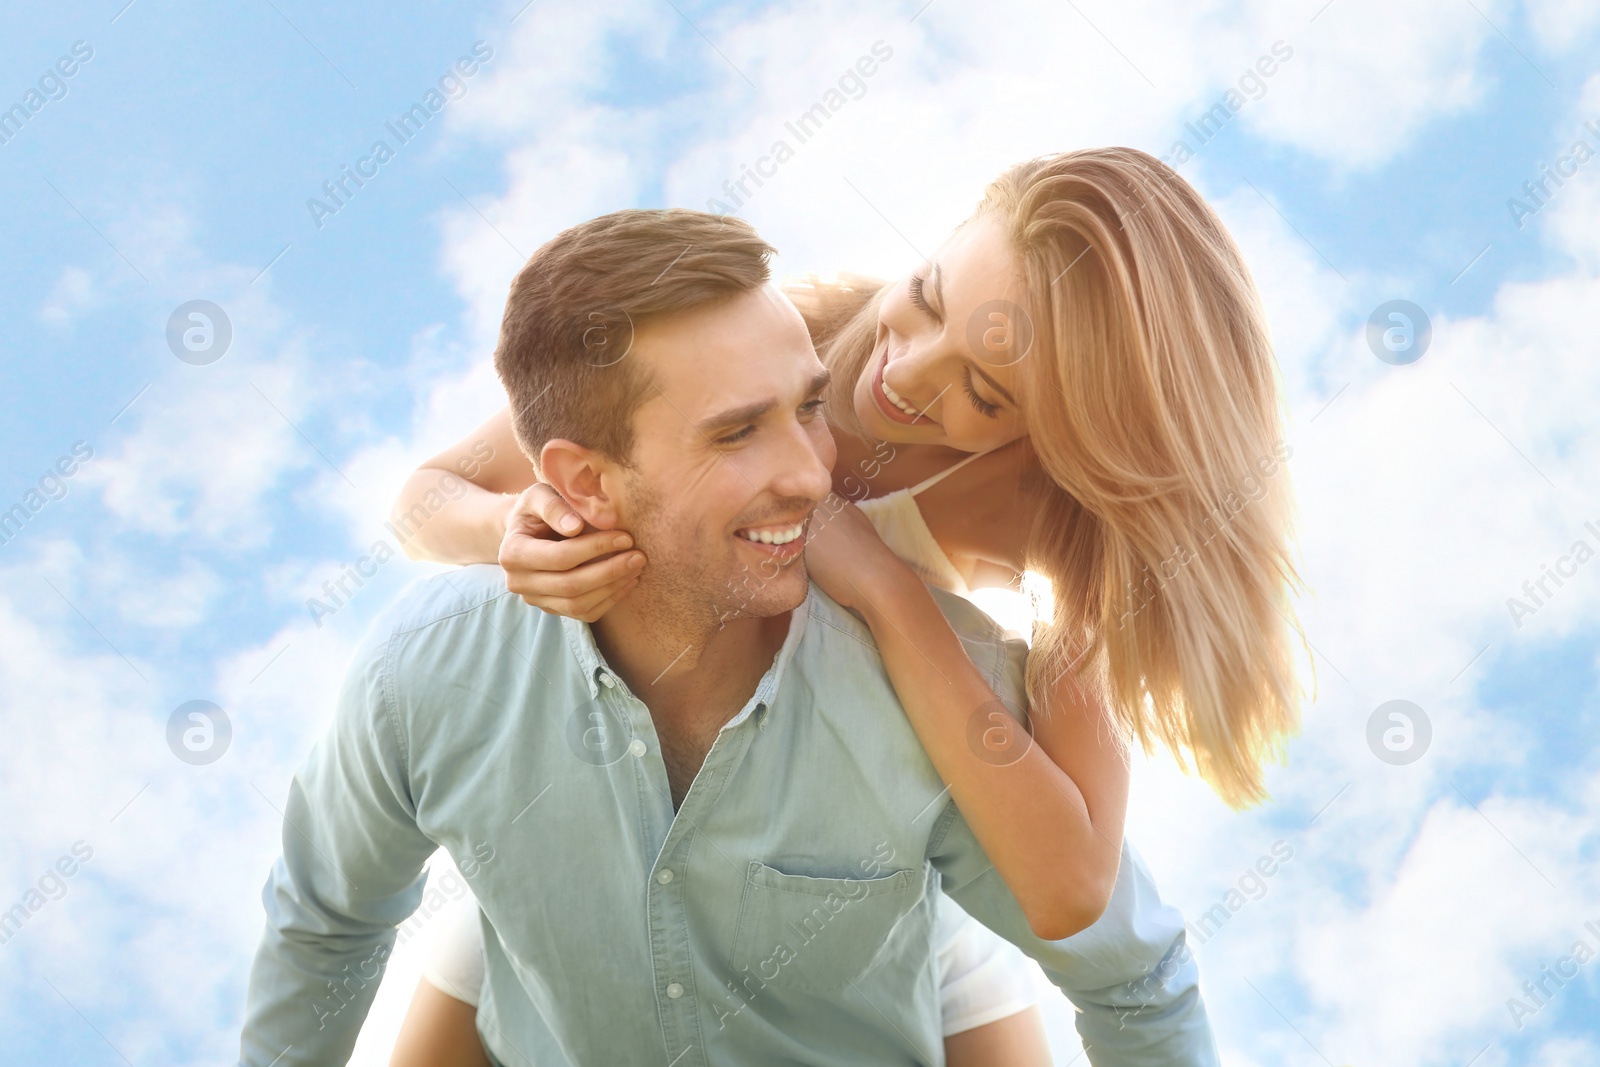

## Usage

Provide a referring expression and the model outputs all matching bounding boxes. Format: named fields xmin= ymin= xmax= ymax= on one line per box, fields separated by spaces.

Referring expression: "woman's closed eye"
xmin=909 ymin=273 xmax=940 ymax=323
xmin=962 ymin=367 xmax=1002 ymax=418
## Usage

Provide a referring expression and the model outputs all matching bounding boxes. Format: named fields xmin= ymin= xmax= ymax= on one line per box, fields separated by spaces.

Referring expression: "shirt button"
xmin=628 ymin=738 xmax=646 ymax=757
xmin=598 ymin=671 xmax=616 ymax=689
xmin=656 ymin=868 xmax=674 ymax=884
xmin=665 ymin=982 xmax=684 ymax=999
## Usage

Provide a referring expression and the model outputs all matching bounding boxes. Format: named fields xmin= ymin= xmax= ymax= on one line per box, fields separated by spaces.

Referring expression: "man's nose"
xmin=769 ymin=420 xmax=833 ymax=503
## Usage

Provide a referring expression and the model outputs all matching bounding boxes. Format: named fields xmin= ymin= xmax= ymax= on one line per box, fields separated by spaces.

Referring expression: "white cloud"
xmin=1531 ymin=1037 xmax=1600 ymax=1067
xmin=78 ymin=352 xmax=315 ymax=548
xmin=0 ymin=567 xmax=373 ymax=1065
xmin=1294 ymin=794 xmax=1599 ymax=1063
xmin=38 ymin=266 xmax=97 ymax=328
xmin=435 ymin=0 xmax=1513 ymax=340
xmin=1244 ymin=0 xmax=1502 ymax=170
xmin=1524 ymin=0 xmax=1600 ymax=57
xmin=60 ymin=226 xmax=366 ymax=556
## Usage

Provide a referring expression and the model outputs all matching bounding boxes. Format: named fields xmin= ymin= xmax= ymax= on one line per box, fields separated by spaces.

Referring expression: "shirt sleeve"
xmin=926 ymin=633 xmax=1220 ymax=1067
xmin=237 ymin=624 xmax=440 ymax=1067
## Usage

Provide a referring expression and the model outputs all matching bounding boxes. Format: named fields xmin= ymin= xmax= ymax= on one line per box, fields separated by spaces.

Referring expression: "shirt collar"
xmin=560 ymin=611 xmax=611 ymax=699
xmin=559 ymin=589 xmax=814 ymax=729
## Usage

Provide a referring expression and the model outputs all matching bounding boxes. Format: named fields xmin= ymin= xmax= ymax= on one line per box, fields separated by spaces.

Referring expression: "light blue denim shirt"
xmin=239 ymin=564 xmax=1217 ymax=1066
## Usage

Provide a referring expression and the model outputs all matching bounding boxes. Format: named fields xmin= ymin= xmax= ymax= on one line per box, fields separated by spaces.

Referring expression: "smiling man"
xmin=237 ymin=209 xmax=1216 ymax=1066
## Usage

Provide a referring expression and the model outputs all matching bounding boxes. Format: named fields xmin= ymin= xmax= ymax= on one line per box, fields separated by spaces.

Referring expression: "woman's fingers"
xmin=527 ymin=482 xmax=584 ymax=535
xmin=497 ymin=484 xmax=645 ymax=619
xmin=549 ymin=575 xmax=641 ymax=621
xmin=515 ymin=574 xmax=640 ymax=620
xmin=502 ymin=524 xmax=646 ymax=585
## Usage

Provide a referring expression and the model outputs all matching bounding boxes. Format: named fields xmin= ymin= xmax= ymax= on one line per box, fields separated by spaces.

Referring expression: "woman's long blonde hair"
xmin=789 ymin=147 xmax=1314 ymax=810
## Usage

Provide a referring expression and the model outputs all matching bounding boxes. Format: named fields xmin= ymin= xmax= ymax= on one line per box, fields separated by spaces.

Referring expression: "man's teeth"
xmin=737 ymin=522 xmax=806 ymax=545
xmin=881 ymin=379 xmax=922 ymax=417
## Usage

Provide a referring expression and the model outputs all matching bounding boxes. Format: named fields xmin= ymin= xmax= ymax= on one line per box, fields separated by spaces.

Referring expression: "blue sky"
xmin=2 ymin=1 xmax=1599 ymax=1064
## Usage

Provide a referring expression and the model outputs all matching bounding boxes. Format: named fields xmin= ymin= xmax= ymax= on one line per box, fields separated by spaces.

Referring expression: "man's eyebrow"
xmin=694 ymin=369 xmax=833 ymax=434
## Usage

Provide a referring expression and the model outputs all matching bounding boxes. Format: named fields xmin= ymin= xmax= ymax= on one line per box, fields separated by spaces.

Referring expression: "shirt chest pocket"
xmin=728 ymin=860 xmax=924 ymax=995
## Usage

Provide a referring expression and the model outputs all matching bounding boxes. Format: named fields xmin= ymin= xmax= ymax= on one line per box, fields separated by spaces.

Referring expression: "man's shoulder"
xmin=342 ymin=564 xmax=566 ymax=733
xmin=373 ymin=563 xmax=525 ymax=640
xmin=350 ymin=564 xmax=559 ymax=680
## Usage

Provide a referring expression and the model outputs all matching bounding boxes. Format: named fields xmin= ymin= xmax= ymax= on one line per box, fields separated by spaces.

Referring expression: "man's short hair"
xmin=493 ymin=208 xmax=776 ymax=464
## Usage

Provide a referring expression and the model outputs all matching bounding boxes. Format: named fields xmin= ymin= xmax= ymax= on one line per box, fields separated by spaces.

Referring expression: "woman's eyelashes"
xmin=908 ymin=272 xmax=940 ymax=323
xmin=962 ymin=368 xmax=1002 ymax=418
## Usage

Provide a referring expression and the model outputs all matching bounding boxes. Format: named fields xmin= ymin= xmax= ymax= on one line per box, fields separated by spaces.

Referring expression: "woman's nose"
xmin=884 ymin=339 xmax=939 ymax=399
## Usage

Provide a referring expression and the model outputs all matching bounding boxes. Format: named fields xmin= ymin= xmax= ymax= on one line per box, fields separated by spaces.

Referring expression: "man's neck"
xmin=590 ymin=599 xmax=791 ymax=727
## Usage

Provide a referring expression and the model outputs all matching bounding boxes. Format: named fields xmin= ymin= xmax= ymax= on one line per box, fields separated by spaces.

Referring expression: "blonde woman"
xmin=387 ymin=147 xmax=1311 ymax=1066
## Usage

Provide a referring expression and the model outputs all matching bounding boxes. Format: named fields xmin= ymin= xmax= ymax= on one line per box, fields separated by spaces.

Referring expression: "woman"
xmin=387 ymin=147 xmax=1311 ymax=1066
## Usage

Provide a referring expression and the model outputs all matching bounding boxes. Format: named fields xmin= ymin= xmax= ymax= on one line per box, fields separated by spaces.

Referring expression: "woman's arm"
xmin=806 ymin=505 xmax=1127 ymax=940
xmin=391 ymin=406 xmax=645 ymax=620
xmin=392 ymin=407 xmax=531 ymax=565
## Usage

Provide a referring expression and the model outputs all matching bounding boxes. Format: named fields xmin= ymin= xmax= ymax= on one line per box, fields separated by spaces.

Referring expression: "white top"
xmin=854 ymin=448 xmax=995 ymax=597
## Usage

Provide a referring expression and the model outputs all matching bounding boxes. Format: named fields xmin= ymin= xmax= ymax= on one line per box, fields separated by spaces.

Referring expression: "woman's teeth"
xmin=737 ymin=522 xmax=806 ymax=545
xmin=881 ymin=378 xmax=922 ymax=417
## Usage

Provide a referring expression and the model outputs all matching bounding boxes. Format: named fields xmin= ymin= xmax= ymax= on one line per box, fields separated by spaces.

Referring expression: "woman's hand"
xmin=498 ymin=483 xmax=646 ymax=622
xmin=803 ymin=501 xmax=918 ymax=613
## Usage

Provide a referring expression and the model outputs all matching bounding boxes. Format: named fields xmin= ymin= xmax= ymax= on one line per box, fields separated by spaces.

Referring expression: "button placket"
xmin=645 ymin=713 xmax=761 ymax=1067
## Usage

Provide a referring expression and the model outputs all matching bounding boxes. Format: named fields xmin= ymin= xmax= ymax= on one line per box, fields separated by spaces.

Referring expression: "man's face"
xmin=614 ymin=285 xmax=836 ymax=626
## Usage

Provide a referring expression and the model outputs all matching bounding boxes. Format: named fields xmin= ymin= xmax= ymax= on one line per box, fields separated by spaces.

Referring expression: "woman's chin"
xmin=852 ymin=388 xmax=917 ymax=443
xmin=855 ymin=400 xmax=915 ymax=443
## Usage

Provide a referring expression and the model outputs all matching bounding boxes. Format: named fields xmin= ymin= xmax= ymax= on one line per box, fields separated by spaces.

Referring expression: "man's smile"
xmin=733 ymin=516 xmax=810 ymax=563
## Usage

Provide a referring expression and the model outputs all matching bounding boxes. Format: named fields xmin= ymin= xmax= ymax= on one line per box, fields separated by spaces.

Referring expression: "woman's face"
xmin=852 ymin=211 xmax=1032 ymax=452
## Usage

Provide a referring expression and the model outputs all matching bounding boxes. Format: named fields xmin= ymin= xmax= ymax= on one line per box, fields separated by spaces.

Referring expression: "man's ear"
xmin=539 ymin=439 xmax=624 ymax=531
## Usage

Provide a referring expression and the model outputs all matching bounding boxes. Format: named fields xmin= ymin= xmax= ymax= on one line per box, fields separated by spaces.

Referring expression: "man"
xmin=239 ymin=208 xmax=1218 ymax=1066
